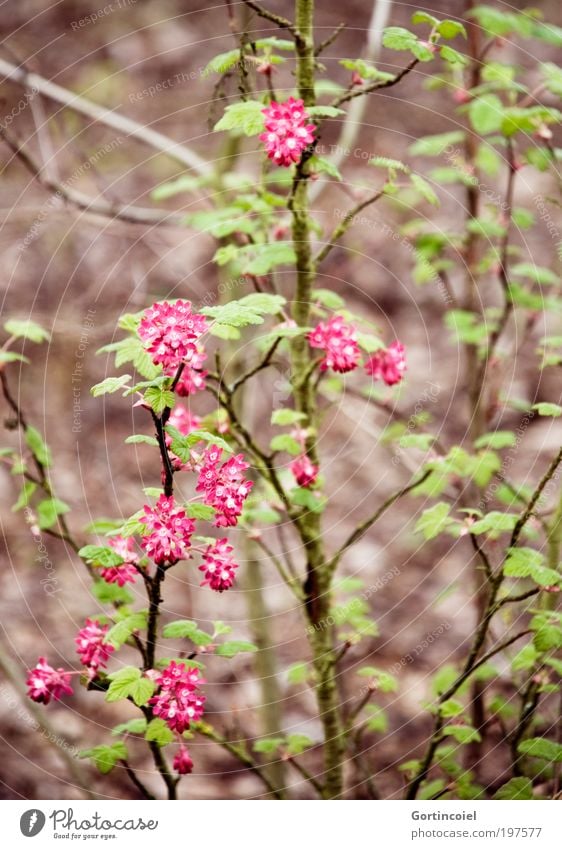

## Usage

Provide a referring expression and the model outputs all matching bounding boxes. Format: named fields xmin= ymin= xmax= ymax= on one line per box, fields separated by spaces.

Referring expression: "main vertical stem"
xmin=290 ymin=0 xmax=344 ymax=798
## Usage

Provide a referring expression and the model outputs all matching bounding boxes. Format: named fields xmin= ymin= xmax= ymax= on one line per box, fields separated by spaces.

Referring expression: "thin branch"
xmin=120 ymin=760 xmax=156 ymax=800
xmin=509 ymin=447 xmax=562 ymax=549
xmin=195 ymin=723 xmax=285 ymax=798
xmin=314 ymin=23 xmax=346 ymax=56
xmin=0 ymin=126 xmax=185 ymax=227
xmin=330 ymin=470 xmax=431 ymax=570
xmin=241 ymin=0 xmax=304 ymax=46
xmin=230 ymin=337 xmax=282 ymax=395
xmin=315 ymin=187 xmax=387 ymax=264
xmin=332 ymin=58 xmax=419 ymax=109
xmin=286 ymin=755 xmax=323 ymax=795
xmin=253 ymin=535 xmax=304 ymax=598
xmin=0 ymin=56 xmax=210 ymax=176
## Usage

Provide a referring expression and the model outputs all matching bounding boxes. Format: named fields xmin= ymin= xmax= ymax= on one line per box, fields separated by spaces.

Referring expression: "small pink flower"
xmin=100 ymin=535 xmax=139 ymax=586
xmin=308 ymin=315 xmax=360 ymax=373
xmin=168 ymin=405 xmax=201 ymax=436
xmin=26 ymin=657 xmax=73 ymax=704
xmin=290 ymin=454 xmax=318 ymax=488
xmin=149 ymin=661 xmax=205 ymax=733
xmin=365 ymin=340 xmax=406 ymax=386
xmin=138 ymin=301 xmax=207 ymax=375
xmin=75 ymin=619 xmax=114 ymax=679
xmin=196 ymin=447 xmax=253 ymax=528
xmin=174 ymin=348 xmax=208 ymax=397
xmin=173 ymin=744 xmax=194 ymax=774
xmin=141 ymin=494 xmax=195 ymax=565
xmin=259 ymin=97 xmax=316 ymax=167
xmin=200 ymin=538 xmax=238 ymax=592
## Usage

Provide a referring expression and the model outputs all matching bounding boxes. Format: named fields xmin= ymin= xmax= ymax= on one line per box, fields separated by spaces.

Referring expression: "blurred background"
xmin=0 ymin=0 xmax=560 ymax=799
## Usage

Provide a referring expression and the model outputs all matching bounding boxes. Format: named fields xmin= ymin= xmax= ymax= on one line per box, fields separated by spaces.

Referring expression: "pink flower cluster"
xmin=308 ymin=315 xmax=361 ymax=373
xmin=26 ymin=658 xmax=73 ymax=704
xmin=138 ymin=301 xmax=207 ymax=376
xmin=196 ymin=447 xmax=253 ymax=527
xmin=308 ymin=315 xmax=407 ymax=386
xmin=365 ymin=341 xmax=407 ymax=386
xmin=260 ymin=98 xmax=316 ymax=167
xmin=175 ymin=348 xmax=208 ymax=397
xmin=100 ymin=535 xmax=139 ymax=586
xmin=290 ymin=454 xmax=318 ymax=488
xmin=75 ymin=619 xmax=114 ymax=679
xmin=141 ymin=494 xmax=195 ymax=565
xmin=149 ymin=661 xmax=205 ymax=733
xmin=168 ymin=404 xmax=201 ymax=436
xmin=200 ymin=538 xmax=238 ymax=592
xmin=173 ymin=745 xmax=194 ymax=775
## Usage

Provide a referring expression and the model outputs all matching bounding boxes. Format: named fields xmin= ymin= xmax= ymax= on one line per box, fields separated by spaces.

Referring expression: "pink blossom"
xmin=365 ymin=340 xmax=406 ymax=386
xmin=290 ymin=454 xmax=318 ymax=488
xmin=149 ymin=661 xmax=205 ymax=733
xmin=196 ymin=447 xmax=253 ymax=527
xmin=100 ymin=535 xmax=139 ymax=586
xmin=200 ymin=538 xmax=238 ymax=592
xmin=259 ymin=97 xmax=316 ymax=167
xmin=173 ymin=745 xmax=194 ymax=775
xmin=138 ymin=301 xmax=207 ymax=374
xmin=75 ymin=619 xmax=114 ymax=678
xmin=26 ymin=657 xmax=73 ymax=704
xmin=168 ymin=405 xmax=201 ymax=436
xmin=174 ymin=348 xmax=208 ymax=397
xmin=141 ymin=494 xmax=195 ymax=565
xmin=308 ymin=315 xmax=360 ymax=373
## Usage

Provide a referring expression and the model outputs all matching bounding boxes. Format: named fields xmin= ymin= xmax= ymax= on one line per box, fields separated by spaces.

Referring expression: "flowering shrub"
xmin=1 ymin=0 xmax=562 ymax=802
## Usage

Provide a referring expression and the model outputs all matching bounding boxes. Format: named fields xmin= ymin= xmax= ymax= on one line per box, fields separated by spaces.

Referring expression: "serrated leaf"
xmin=12 ymin=480 xmax=37 ymax=512
xmin=162 ymin=620 xmax=214 ymax=645
xmin=125 ymin=434 xmax=159 ymax=446
xmin=286 ymin=733 xmax=313 ymax=755
xmin=104 ymin=612 xmax=147 ymax=649
xmin=91 ymin=374 xmax=131 ymax=397
xmin=145 ymin=717 xmax=175 ymax=747
xmin=4 ymin=318 xmax=50 ymax=344
xmin=271 ymin=409 xmax=306 ymax=426
xmin=129 ymin=677 xmax=155 ymax=707
xmin=410 ymin=173 xmax=439 ymax=206
xmin=111 ymin=717 xmax=147 ymax=736
xmin=518 ymin=737 xmax=562 ymax=763
xmin=105 ymin=666 xmax=141 ymax=703
xmin=409 ymin=131 xmax=465 ymax=156
xmin=144 ymin=386 xmax=175 ymax=415
xmin=270 ymin=434 xmax=302 ymax=455
xmin=215 ymin=640 xmax=258 ymax=658
xmin=469 ymin=94 xmax=504 ymax=134
xmin=253 ymin=737 xmax=284 ymax=754
xmin=25 ymin=426 xmax=51 ymax=468
xmin=79 ymin=545 xmax=125 ymax=568
xmin=437 ymin=20 xmax=467 ymax=39
xmin=37 ymin=498 xmax=70 ymax=530
xmin=79 ymin=742 xmax=127 ymax=774
xmin=442 ymin=724 xmax=481 ymax=744
xmin=493 ymin=777 xmax=533 ymax=800
xmin=214 ymin=100 xmax=265 ymax=136
xmin=186 ymin=503 xmax=216 ymax=520
xmin=474 ymin=431 xmax=516 ymax=450
xmin=415 ymin=502 xmax=452 ymax=540
xmin=532 ymin=402 xmax=562 ymax=417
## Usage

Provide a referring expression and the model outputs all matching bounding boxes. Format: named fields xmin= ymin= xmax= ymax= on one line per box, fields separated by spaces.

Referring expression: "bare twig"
xmin=315 ymin=187 xmax=387 ymax=264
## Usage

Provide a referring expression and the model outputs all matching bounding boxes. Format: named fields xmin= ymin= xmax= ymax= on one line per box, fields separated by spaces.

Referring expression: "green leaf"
xmin=439 ymin=699 xmax=465 ymax=718
xmin=145 ymin=717 xmax=175 ymax=747
xmin=105 ymin=666 xmax=141 ymax=703
xmin=12 ymin=480 xmax=37 ymax=512
xmin=271 ymin=409 xmax=306 ymax=426
xmin=92 ymin=580 xmax=134 ymax=606
xmin=162 ymin=620 xmax=214 ymax=646
xmin=493 ymin=777 xmax=533 ymax=800
xmin=474 ymin=431 xmax=516 ymax=450
xmin=411 ymin=11 xmax=438 ymax=27
xmin=469 ymin=94 xmax=504 ymax=134
xmin=214 ymin=100 xmax=265 ymax=136
xmin=144 ymin=386 xmax=175 ymax=415
xmin=511 ymin=263 xmax=559 ymax=287
xmin=186 ymin=503 xmax=216 ymax=520
xmin=437 ymin=20 xmax=467 ymax=39
xmin=79 ymin=545 xmax=125 ymax=568
xmin=312 ymin=288 xmax=345 ymax=310
xmin=518 ymin=738 xmax=562 ymax=763
xmin=290 ymin=487 xmax=326 ymax=513
xmin=369 ymin=155 xmax=410 ymax=173
xmin=4 ymin=318 xmax=50 ymax=344
xmin=129 ymin=677 xmax=155 ymax=707
xmin=111 ymin=717 xmax=147 ymax=736
xmin=356 ymin=667 xmax=398 ymax=692
xmin=307 ymin=105 xmax=343 ymax=118
xmin=410 ymin=173 xmax=439 ymax=206
xmin=532 ymin=402 xmax=562 ymax=418
xmin=37 ymin=497 xmax=70 ymax=530
xmin=0 ymin=351 xmax=30 ymax=365
xmin=104 ymin=612 xmax=148 ymax=649
xmin=270 ymin=434 xmax=301 ymax=455
xmin=442 ymin=724 xmax=481 ymax=744
xmin=151 ymin=174 xmax=201 ymax=201
xmin=382 ymin=26 xmax=417 ymax=51
xmin=202 ymin=291 xmax=287 ymax=325
xmin=91 ymin=374 xmax=131 ymax=397
xmin=364 ymin=705 xmax=389 ymax=733
xmin=415 ymin=502 xmax=453 ymax=540
xmin=25 ymin=426 xmax=51 ymax=467
xmin=409 ymin=131 xmax=465 ymax=156
xmin=215 ymin=640 xmax=258 ymax=658
xmin=470 ymin=511 xmax=518 ymax=537
xmin=202 ymin=48 xmax=240 ymax=77
xmin=286 ymin=733 xmax=314 ymax=755
xmin=287 ymin=662 xmax=308 ymax=684
xmin=440 ymin=45 xmax=469 ymax=65
xmin=125 ymin=434 xmax=159 ymax=446
xmin=253 ymin=737 xmax=284 ymax=754
xmin=511 ymin=644 xmax=539 ymax=673
xmin=504 ymin=547 xmax=560 ymax=587
xmin=79 ymin=742 xmax=127 ymax=774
